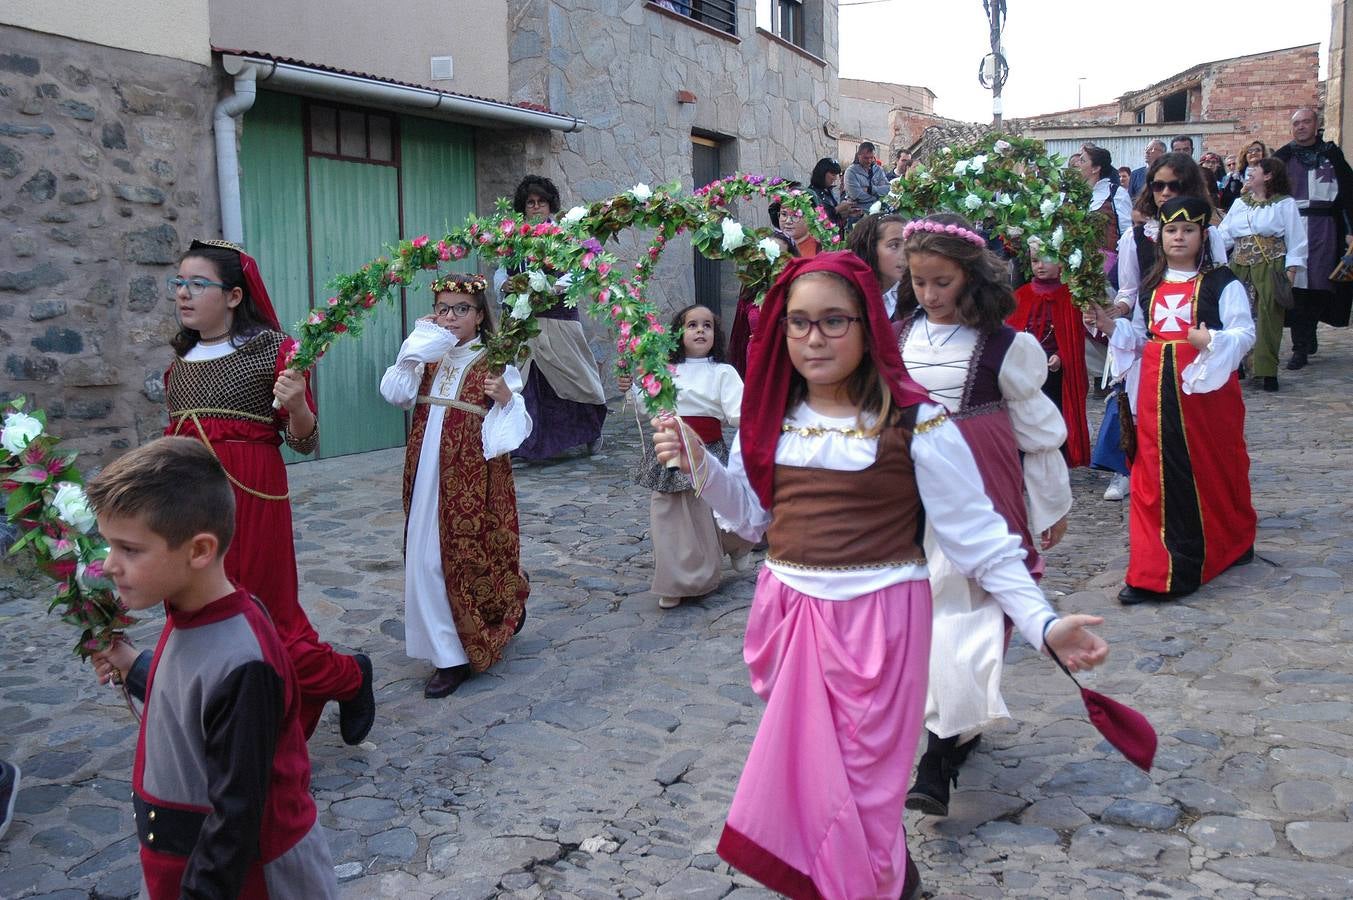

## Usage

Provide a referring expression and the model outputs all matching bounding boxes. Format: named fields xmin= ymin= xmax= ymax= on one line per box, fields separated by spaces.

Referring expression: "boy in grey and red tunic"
xmin=90 ymin=437 xmax=337 ymax=899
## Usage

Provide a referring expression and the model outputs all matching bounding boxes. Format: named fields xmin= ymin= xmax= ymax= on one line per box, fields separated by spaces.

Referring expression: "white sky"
xmin=839 ymin=0 xmax=1332 ymax=122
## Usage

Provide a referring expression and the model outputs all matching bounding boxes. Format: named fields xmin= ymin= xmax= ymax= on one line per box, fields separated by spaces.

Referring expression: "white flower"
xmin=1006 ymin=226 xmax=1023 ymax=237
xmin=869 ymin=200 xmax=883 ymax=215
xmin=1068 ymin=248 xmax=1084 ymax=270
xmin=526 ymin=269 xmax=549 ymax=293
xmin=630 ymin=183 xmax=652 ymax=203
xmin=916 ymin=169 xmax=933 ymax=183
xmin=953 ymin=160 xmax=969 ymax=177
xmin=1050 ymin=226 xmax=1065 ymax=249
xmin=1 ymin=412 xmax=43 ymax=455
xmin=969 ymin=154 xmax=988 ymax=174
xmin=995 ymin=192 xmax=1013 ymax=207
xmin=1027 ymin=235 xmax=1044 ymax=255
xmin=1039 ymin=198 xmax=1057 ymax=218
xmin=508 ymin=293 xmax=533 ymax=320
xmin=994 ymin=139 xmax=1012 ymax=155
xmin=51 ymin=482 xmax=96 ymax=534
xmin=561 ymin=206 xmax=587 ymax=225
xmin=757 ymin=237 xmax=782 ymax=262
xmin=720 ymin=219 xmax=747 ymax=252
xmin=963 ymin=193 xmax=984 ymax=211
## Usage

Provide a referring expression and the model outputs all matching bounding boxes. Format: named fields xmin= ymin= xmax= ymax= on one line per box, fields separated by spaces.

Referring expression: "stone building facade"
xmin=836 ymin=78 xmax=953 ymax=163
xmin=0 ymin=21 xmax=220 ymax=461
xmin=3 ymin=0 xmax=840 ymax=460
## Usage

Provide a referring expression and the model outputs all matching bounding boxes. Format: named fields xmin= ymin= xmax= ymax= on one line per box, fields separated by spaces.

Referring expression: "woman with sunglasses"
xmin=1089 ymin=153 xmax=1227 ymax=502
xmin=380 ymin=274 xmax=531 ymax=699
xmin=156 ymin=239 xmax=374 ymax=744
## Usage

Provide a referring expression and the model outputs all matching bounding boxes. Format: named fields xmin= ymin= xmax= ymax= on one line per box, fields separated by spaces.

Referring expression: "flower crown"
xmin=901 ymin=219 xmax=987 ymax=249
xmin=430 ymin=274 xmax=488 ymax=294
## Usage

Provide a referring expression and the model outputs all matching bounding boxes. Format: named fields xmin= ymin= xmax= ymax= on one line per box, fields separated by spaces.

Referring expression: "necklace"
xmin=923 ymin=318 xmax=962 ymax=347
xmin=781 ymin=422 xmax=868 ymax=439
xmin=197 ymin=330 xmax=231 ymax=345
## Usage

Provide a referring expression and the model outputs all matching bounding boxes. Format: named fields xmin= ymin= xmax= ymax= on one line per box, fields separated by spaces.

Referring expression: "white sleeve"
xmin=1107 ymin=289 xmax=1147 ymax=378
xmin=1208 ymin=228 xmax=1228 ymax=268
xmin=481 ymin=365 xmax=533 ymax=459
xmin=718 ymin=365 xmax=745 ymax=429
xmin=1182 ymin=279 xmax=1256 ymax=394
xmin=1113 ymin=227 xmax=1139 ymax=307
xmin=912 ymin=404 xmax=1058 ymax=651
xmin=1214 ymin=200 xmax=1240 ymax=250
xmin=999 ymin=335 xmax=1072 ymax=534
xmin=1113 ymin=187 xmax=1134 ymax=238
xmin=694 ymin=432 xmax=770 ymax=542
xmin=1282 ymin=198 xmax=1308 ymax=271
xmin=379 ymin=361 xmax=422 ymax=410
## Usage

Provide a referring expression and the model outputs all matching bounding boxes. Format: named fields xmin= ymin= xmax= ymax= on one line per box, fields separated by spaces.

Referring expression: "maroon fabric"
xmin=741 ymin=251 xmax=930 ymax=508
xmin=239 ymin=250 xmax=283 ymax=333
xmin=681 ymin=415 xmax=724 ymax=444
xmin=1048 ymin=646 xmax=1157 ymax=772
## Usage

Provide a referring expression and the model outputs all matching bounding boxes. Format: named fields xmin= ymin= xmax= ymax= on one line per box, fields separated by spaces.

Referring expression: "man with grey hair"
xmin=1275 ymin=106 xmax=1353 ymax=368
xmin=1128 ymin=140 xmax=1166 ymax=199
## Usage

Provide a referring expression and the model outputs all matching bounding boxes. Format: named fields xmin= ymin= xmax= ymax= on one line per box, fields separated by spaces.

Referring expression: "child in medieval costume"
xmin=894 ymin=215 xmax=1073 ymax=818
xmin=1095 ymin=196 xmax=1257 ymax=603
xmin=160 ymin=239 xmax=372 ymax=745
xmin=622 ymin=304 xmax=751 ymax=610
xmin=380 ymin=275 xmax=531 ymax=698
xmin=654 ymin=251 xmax=1107 ymax=900
xmin=1009 ymin=250 xmax=1091 ymax=467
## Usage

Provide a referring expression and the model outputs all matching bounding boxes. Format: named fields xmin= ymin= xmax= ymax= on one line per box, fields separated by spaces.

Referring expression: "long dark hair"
xmin=668 ymin=303 xmax=725 ymax=363
xmin=1249 ymin=157 xmax=1293 ymax=198
xmin=1083 ymin=146 xmax=1115 ymax=183
xmin=895 ymin=213 xmax=1014 ymax=334
xmin=810 ymin=157 xmax=842 ymax=190
xmin=848 ymin=213 xmax=906 ymax=288
xmin=170 ymin=246 xmax=272 ymax=356
xmin=783 ymin=270 xmax=899 ymax=434
xmin=1132 ymin=152 xmax=1214 ymax=219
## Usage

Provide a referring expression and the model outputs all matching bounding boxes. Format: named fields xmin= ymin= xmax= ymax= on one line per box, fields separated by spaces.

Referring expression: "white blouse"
xmin=697 ymin=402 xmax=1059 ymax=651
xmin=1089 ymin=177 xmax=1134 ymax=240
xmin=1215 ymin=196 xmax=1308 ymax=276
xmin=379 ymin=319 xmax=531 ymax=459
xmin=669 ymin=357 xmax=744 ymax=427
xmin=1108 ymin=268 xmax=1256 ymax=396
xmin=902 ymin=325 xmax=1071 ymax=534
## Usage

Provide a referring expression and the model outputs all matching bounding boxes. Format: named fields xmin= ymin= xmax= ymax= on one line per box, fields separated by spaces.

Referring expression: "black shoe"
xmin=901 ymin=852 xmax=922 ymax=900
xmin=339 ymin=654 xmax=375 ymax=745
xmin=1262 ymin=376 xmax=1279 ymax=392
xmin=906 ymin=732 xmax=959 ymax=816
xmin=0 ymin=760 xmax=19 ymax=842
xmin=1286 ymin=351 xmax=1308 ymax=371
xmin=513 ymin=604 xmax=528 ymax=636
xmin=1237 ymin=362 xmax=1246 ymax=380
xmin=1118 ymin=584 xmax=1184 ymax=605
xmin=424 ymin=664 xmax=472 ymax=699
xmin=1230 ymin=547 xmax=1255 ymax=568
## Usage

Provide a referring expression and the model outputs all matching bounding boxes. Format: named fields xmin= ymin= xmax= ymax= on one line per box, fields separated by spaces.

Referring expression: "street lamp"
xmin=978 ymin=0 xmax=1008 ymax=126
xmin=1078 ymin=77 xmax=1086 ymax=108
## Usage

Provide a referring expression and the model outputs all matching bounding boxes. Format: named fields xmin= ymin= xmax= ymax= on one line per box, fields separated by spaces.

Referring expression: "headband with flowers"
xmin=430 ymin=274 xmax=488 ymax=294
xmin=901 ymin=218 xmax=988 ymax=249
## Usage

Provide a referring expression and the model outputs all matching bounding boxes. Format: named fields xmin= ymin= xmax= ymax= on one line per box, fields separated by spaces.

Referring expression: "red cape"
xmin=1008 ymin=281 xmax=1090 ymax=467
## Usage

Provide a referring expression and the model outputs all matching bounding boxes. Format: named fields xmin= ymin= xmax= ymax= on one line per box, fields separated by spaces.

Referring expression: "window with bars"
xmin=305 ymin=103 xmax=397 ymax=164
xmin=652 ymin=0 xmax=737 ymax=36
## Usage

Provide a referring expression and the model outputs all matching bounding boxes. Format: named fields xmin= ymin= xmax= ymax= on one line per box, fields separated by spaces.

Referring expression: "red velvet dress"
xmin=1128 ymin=279 xmax=1256 ymax=593
xmin=165 ymin=331 xmax=361 ymax=737
xmin=1009 ymin=279 xmax=1091 ymax=467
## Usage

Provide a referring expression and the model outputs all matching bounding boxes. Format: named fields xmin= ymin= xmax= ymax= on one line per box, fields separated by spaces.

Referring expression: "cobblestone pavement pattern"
xmin=2 ymin=331 xmax=1352 ymax=899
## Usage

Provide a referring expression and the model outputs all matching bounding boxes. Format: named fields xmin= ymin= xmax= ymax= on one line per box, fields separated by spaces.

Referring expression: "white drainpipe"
xmin=213 ymin=62 xmax=260 ymax=245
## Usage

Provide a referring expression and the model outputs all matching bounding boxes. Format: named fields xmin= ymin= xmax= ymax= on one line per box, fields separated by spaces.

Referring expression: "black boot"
xmin=1286 ymin=350 xmax=1308 ymax=371
xmin=907 ymin=732 xmax=980 ymax=816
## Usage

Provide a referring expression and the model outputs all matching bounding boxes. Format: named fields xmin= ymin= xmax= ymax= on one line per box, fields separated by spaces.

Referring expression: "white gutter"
xmin=220 ymin=53 xmax=585 ymax=133
xmin=213 ymin=63 xmax=258 ymax=245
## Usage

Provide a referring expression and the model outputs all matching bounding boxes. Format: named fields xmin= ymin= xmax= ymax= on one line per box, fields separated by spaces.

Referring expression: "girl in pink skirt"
xmin=655 ymin=251 xmax=1108 ymax=900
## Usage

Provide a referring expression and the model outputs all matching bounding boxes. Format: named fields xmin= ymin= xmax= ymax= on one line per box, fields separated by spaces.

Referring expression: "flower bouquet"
xmin=0 ymin=398 xmax=132 ymax=659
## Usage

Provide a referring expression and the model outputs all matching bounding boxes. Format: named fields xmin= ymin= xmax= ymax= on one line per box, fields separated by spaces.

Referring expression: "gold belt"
xmin=767 ymin=556 xmax=927 ymax=572
xmin=1232 ymin=234 xmax=1285 ymax=266
xmin=416 ymin=396 xmax=487 ymax=417
xmin=170 ymin=410 xmax=289 ymax=501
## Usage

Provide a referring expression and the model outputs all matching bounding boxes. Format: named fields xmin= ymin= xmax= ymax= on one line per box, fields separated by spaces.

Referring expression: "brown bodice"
xmin=766 ymin=414 xmax=925 ymax=570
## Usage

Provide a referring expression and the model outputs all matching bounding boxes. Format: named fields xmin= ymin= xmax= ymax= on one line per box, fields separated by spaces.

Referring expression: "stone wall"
xmin=484 ymin=0 xmax=838 ymax=361
xmin=0 ymin=26 xmax=220 ymax=462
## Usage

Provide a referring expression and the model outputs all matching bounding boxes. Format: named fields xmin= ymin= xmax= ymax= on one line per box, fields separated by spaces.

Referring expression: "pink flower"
xmin=645 ymin=313 xmax=660 ymax=326
xmin=519 ymin=223 xmax=532 ymax=236
xmin=597 ymin=262 xmax=611 ymax=277
xmin=449 ymin=244 xmax=467 ymax=260
xmin=307 ymin=310 xmax=326 ymax=325
xmin=333 ymin=323 xmax=349 ymax=334
xmin=412 ymin=235 xmax=429 ymax=249
xmin=479 ymin=234 xmax=492 ymax=244
xmin=284 ymin=346 xmax=299 ymax=366
xmin=616 ymin=337 xmax=628 ymax=352
xmin=363 ymin=292 xmax=379 ymax=309
xmin=533 ymin=222 xmax=552 ymax=236
xmin=651 ymin=324 xmax=665 ymax=334
xmin=501 ymin=219 xmax=516 ymax=234
xmin=437 ymin=241 xmax=452 ymax=261
xmin=628 ymin=337 xmax=640 ymax=352
xmin=667 ymin=364 xmax=677 ymax=374
xmin=598 ymin=289 xmax=611 ymax=305
xmin=611 ymin=304 xmax=622 ymax=317
xmin=581 ymin=252 xmax=596 ymax=269
xmin=327 ymin=296 xmax=340 ymax=307
xmin=641 ymin=374 xmax=661 ymax=397
xmin=619 ymin=322 xmax=631 ymax=338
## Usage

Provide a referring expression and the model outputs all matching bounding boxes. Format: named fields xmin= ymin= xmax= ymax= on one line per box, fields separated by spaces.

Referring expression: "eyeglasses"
xmin=782 ymin=314 xmax=862 ymax=339
xmin=434 ymin=302 xmax=480 ymax=318
xmin=1150 ymin=179 xmax=1184 ymax=193
xmin=166 ymin=276 xmax=227 ymax=298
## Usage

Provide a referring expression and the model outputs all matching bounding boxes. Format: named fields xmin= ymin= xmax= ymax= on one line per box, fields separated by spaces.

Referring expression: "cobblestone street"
xmin=2 ymin=331 xmax=1352 ymax=899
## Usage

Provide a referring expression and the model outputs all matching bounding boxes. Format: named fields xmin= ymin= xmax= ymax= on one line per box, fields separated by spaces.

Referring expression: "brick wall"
xmin=1201 ymin=45 xmax=1320 ymax=156
xmin=0 ymin=26 xmax=220 ymax=462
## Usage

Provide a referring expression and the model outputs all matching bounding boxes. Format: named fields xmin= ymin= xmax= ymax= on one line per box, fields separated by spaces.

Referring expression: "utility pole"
xmin=978 ymin=0 xmax=1008 ymax=128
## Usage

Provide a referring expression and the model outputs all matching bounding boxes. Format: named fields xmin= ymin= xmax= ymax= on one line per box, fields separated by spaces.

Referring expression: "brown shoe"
xmin=424 ymin=665 xmax=472 ymax=699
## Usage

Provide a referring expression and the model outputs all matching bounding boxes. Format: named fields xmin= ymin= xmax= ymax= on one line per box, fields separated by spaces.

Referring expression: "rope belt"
xmin=170 ymin=409 xmax=290 ymax=501
xmin=416 ymin=396 xmax=487 ymax=417
xmin=1232 ymin=234 xmax=1286 ymax=267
